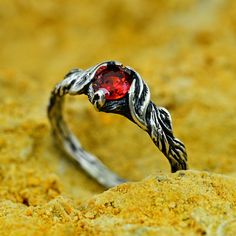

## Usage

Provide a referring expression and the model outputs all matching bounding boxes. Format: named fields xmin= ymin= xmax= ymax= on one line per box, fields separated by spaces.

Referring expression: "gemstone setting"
xmin=92 ymin=65 xmax=133 ymax=100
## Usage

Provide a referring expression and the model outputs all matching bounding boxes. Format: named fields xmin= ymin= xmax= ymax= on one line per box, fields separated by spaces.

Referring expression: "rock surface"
xmin=1 ymin=0 xmax=236 ymax=235
xmin=0 ymin=171 xmax=236 ymax=235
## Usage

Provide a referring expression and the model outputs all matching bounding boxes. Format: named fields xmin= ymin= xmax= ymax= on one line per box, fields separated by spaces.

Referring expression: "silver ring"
xmin=48 ymin=61 xmax=188 ymax=188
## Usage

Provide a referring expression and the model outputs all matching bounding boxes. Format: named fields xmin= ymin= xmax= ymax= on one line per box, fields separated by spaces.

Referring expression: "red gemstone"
xmin=92 ymin=65 xmax=133 ymax=100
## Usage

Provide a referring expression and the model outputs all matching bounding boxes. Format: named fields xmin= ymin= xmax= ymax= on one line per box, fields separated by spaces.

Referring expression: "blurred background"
xmin=0 ymin=0 xmax=236 ymax=202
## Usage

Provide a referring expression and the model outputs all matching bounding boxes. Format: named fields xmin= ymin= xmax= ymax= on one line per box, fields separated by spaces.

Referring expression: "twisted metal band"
xmin=48 ymin=61 xmax=188 ymax=188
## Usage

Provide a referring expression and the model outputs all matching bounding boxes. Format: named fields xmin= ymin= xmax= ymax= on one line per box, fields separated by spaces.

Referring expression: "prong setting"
xmin=92 ymin=88 xmax=109 ymax=111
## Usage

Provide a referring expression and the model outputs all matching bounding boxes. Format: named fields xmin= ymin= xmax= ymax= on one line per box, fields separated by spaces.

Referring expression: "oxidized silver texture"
xmin=48 ymin=61 xmax=188 ymax=188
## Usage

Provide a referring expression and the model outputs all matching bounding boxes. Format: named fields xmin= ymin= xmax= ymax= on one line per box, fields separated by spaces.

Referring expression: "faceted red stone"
xmin=92 ymin=65 xmax=133 ymax=100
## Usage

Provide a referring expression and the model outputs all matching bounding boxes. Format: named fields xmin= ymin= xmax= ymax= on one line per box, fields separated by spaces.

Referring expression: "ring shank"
xmin=48 ymin=90 xmax=125 ymax=188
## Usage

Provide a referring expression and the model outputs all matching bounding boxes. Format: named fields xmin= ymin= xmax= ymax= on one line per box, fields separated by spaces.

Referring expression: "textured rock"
xmin=76 ymin=171 xmax=236 ymax=235
xmin=0 ymin=171 xmax=236 ymax=235
xmin=1 ymin=0 xmax=236 ymax=235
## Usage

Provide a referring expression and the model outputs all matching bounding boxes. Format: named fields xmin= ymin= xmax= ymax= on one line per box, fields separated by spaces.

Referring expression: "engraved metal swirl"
xmin=48 ymin=61 xmax=188 ymax=188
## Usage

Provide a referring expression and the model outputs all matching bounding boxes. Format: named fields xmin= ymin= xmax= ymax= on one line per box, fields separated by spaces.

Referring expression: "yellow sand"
xmin=0 ymin=0 xmax=236 ymax=235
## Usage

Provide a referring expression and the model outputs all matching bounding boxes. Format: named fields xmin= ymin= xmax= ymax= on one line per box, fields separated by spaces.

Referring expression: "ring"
xmin=48 ymin=61 xmax=188 ymax=188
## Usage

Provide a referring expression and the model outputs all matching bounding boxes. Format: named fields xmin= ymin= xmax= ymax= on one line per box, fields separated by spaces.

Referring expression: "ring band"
xmin=48 ymin=61 xmax=188 ymax=188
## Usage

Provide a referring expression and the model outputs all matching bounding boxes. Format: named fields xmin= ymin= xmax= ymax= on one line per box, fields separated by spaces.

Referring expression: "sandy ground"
xmin=0 ymin=0 xmax=236 ymax=235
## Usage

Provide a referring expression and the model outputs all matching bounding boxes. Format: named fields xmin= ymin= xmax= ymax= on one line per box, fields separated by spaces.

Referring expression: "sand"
xmin=0 ymin=0 xmax=236 ymax=235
